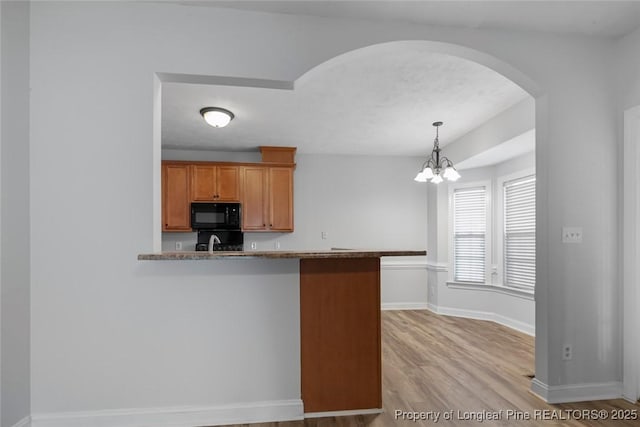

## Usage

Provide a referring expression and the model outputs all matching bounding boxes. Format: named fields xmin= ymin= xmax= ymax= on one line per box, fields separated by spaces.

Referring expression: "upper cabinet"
xmin=162 ymin=147 xmax=295 ymax=233
xmin=241 ymin=166 xmax=269 ymax=231
xmin=269 ymin=167 xmax=294 ymax=231
xmin=162 ymin=162 xmax=191 ymax=232
xmin=191 ymin=165 xmax=240 ymax=202
xmin=241 ymin=166 xmax=294 ymax=232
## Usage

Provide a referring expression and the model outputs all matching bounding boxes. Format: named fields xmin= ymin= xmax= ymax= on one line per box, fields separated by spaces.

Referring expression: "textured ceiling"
xmin=182 ymin=0 xmax=640 ymax=38
xmin=162 ymin=43 xmax=530 ymax=156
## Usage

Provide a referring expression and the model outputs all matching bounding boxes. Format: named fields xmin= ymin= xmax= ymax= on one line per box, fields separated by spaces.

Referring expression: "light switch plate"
xmin=562 ymin=227 xmax=583 ymax=243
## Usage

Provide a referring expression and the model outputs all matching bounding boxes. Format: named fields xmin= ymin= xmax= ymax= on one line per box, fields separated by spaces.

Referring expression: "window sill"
xmin=446 ymin=281 xmax=535 ymax=300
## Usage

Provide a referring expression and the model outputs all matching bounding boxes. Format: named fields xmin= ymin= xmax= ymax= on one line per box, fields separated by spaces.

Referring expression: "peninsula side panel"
xmin=300 ymin=257 xmax=382 ymax=413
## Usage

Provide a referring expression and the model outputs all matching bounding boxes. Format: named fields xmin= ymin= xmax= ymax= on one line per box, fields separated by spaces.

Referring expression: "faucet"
xmin=208 ymin=234 xmax=221 ymax=252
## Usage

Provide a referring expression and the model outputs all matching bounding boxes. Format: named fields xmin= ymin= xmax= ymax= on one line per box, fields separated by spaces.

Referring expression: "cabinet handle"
xmin=270 ymin=224 xmax=273 ymax=227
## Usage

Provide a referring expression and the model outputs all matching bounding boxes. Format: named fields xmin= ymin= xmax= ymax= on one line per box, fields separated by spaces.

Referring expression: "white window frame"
xmin=448 ymin=180 xmax=492 ymax=286
xmin=496 ymin=168 xmax=536 ymax=292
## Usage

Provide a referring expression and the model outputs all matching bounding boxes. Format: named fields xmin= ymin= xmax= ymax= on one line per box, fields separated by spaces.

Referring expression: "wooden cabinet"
xmin=269 ymin=167 xmax=294 ymax=231
xmin=161 ymin=159 xmax=294 ymax=233
xmin=191 ymin=165 xmax=240 ymax=202
xmin=241 ymin=166 xmax=294 ymax=232
xmin=162 ymin=162 xmax=191 ymax=232
xmin=241 ymin=166 xmax=269 ymax=230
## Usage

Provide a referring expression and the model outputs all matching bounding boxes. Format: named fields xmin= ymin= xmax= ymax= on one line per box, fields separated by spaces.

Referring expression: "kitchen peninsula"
xmin=138 ymin=248 xmax=426 ymax=415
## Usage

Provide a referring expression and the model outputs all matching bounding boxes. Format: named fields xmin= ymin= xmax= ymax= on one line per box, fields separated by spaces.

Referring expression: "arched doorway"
xmin=153 ymin=38 xmax=546 ymax=400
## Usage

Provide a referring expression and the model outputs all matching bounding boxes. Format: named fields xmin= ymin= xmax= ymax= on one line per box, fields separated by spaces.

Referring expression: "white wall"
xmin=616 ymin=26 xmax=640 ymax=402
xmin=446 ymin=97 xmax=535 ymax=164
xmin=30 ymin=3 xmax=307 ymax=422
xmin=0 ymin=1 xmax=31 ymax=426
xmin=162 ymin=149 xmax=262 ymax=164
xmin=24 ymin=1 xmax=627 ymax=424
xmin=616 ymin=27 xmax=640 ymax=111
xmin=162 ymin=150 xmax=429 ymax=308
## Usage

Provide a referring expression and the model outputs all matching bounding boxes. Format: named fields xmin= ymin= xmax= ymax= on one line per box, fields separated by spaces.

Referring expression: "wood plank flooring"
xmin=228 ymin=310 xmax=639 ymax=427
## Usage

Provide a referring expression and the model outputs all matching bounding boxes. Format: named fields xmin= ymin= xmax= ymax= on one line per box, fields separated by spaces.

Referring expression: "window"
xmin=453 ymin=186 xmax=487 ymax=283
xmin=503 ymin=175 xmax=536 ymax=290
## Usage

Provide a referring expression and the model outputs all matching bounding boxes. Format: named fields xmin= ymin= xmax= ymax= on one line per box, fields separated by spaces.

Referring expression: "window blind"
xmin=504 ymin=175 xmax=536 ymax=290
xmin=453 ymin=186 xmax=486 ymax=283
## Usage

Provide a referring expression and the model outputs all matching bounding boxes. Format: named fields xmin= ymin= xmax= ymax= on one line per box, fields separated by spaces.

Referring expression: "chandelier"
xmin=414 ymin=121 xmax=460 ymax=184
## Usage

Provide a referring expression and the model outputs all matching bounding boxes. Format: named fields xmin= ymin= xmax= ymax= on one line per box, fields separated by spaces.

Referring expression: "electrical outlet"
xmin=274 ymin=241 xmax=281 ymax=249
xmin=250 ymin=242 xmax=257 ymax=250
xmin=562 ymin=227 xmax=583 ymax=243
xmin=175 ymin=241 xmax=182 ymax=251
xmin=321 ymin=231 xmax=328 ymax=240
xmin=562 ymin=344 xmax=572 ymax=361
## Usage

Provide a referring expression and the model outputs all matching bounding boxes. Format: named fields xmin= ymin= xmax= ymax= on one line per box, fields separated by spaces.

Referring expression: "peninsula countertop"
xmin=137 ymin=249 xmax=426 ymax=260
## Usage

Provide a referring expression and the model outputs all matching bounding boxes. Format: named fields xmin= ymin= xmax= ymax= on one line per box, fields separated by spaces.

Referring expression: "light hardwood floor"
xmin=230 ymin=310 xmax=639 ymax=427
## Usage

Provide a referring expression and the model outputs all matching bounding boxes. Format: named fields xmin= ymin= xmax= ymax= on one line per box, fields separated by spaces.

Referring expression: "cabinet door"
xmin=162 ymin=163 xmax=191 ymax=231
xmin=269 ymin=167 xmax=294 ymax=231
xmin=191 ymin=165 xmax=217 ymax=201
xmin=216 ymin=166 xmax=240 ymax=201
xmin=242 ymin=167 xmax=269 ymax=231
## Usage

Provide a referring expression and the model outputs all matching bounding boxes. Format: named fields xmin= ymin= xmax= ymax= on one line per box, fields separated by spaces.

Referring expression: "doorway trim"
xmin=623 ymin=105 xmax=640 ymax=402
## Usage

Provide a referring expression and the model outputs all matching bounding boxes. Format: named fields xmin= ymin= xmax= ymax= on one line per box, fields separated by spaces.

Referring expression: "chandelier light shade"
xmin=414 ymin=121 xmax=460 ymax=184
xmin=200 ymin=107 xmax=235 ymax=128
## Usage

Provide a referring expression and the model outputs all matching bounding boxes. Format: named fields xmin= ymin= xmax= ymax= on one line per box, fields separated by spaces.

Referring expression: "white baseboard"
xmin=531 ymin=378 xmax=623 ymax=403
xmin=31 ymin=399 xmax=303 ymax=427
xmin=305 ymin=408 xmax=383 ymax=418
xmin=12 ymin=416 xmax=31 ymax=427
xmin=381 ymin=302 xmax=429 ymax=311
xmin=427 ymin=304 xmax=535 ymax=336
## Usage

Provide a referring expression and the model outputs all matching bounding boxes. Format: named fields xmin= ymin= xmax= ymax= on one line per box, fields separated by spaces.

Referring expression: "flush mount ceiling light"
xmin=414 ymin=121 xmax=460 ymax=184
xmin=200 ymin=107 xmax=234 ymax=128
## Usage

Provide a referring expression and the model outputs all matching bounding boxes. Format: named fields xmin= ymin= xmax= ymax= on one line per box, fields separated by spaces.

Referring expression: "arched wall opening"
xmin=153 ymin=39 xmax=548 ymax=390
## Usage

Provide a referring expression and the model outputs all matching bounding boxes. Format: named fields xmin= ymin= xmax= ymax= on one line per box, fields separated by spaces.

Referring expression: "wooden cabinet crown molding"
xmin=162 ymin=159 xmax=296 ymax=169
xmin=260 ymin=146 xmax=297 ymax=164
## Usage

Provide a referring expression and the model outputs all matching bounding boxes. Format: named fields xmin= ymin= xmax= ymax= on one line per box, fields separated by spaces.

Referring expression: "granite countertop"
xmin=137 ymin=249 xmax=426 ymax=260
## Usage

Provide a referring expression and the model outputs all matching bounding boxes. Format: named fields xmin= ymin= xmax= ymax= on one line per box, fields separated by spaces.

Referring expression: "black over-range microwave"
xmin=190 ymin=202 xmax=241 ymax=230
